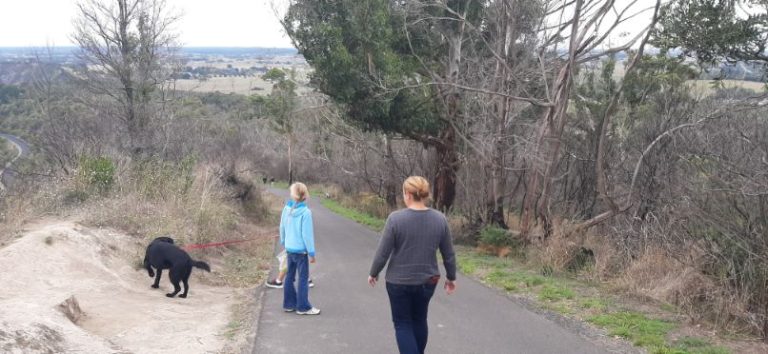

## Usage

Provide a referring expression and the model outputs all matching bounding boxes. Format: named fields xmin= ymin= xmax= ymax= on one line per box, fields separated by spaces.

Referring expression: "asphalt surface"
xmin=254 ymin=188 xmax=610 ymax=354
xmin=0 ymin=132 xmax=30 ymax=190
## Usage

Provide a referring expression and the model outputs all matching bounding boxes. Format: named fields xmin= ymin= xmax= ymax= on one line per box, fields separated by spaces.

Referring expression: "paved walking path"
xmin=253 ymin=189 xmax=612 ymax=354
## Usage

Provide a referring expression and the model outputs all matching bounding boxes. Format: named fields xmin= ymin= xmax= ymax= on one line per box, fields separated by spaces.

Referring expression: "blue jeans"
xmin=283 ymin=252 xmax=312 ymax=312
xmin=386 ymin=282 xmax=437 ymax=354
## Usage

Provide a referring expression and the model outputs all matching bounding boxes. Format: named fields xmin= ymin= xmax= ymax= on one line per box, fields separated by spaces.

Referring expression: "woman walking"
xmin=280 ymin=182 xmax=320 ymax=315
xmin=368 ymin=176 xmax=457 ymax=354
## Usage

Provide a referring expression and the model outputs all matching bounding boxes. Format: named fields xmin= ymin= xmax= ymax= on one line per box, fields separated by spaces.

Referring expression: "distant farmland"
xmin=686 ymin=79 xmax=766 ymax=95
xmin=174 ymin=76 xmax=272 ymax=95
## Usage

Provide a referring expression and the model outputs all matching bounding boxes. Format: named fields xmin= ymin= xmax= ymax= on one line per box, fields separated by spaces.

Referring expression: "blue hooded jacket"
xmin=279 ymin=200 xmax=316 ymax=257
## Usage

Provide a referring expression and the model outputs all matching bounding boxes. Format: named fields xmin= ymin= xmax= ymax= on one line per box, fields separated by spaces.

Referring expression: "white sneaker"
xmin=296 ymin=307 xmax=321 ymax=315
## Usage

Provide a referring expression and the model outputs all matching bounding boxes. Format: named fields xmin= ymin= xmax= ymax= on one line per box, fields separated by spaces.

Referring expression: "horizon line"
xmin=0 ymin=45 xmax=296 ymax=49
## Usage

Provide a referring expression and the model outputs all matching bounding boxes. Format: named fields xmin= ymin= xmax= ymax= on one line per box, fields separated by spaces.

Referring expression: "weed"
xmin=589 ymin=311 xmax=675 ymax=348
xmin=579 ymin=298 xmax=608 ymax=311
xmin=457 ymin=256 xmax=479 ymax=275
xmin=538 ymin=284 xmax=575 ymax=302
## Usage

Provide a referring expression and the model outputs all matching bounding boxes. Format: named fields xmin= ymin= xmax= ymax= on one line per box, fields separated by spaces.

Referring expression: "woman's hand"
xmin=368 ymin=275 xmax=377 ymax=287
xmin=445 ymin=280 xmax=456 ymax=295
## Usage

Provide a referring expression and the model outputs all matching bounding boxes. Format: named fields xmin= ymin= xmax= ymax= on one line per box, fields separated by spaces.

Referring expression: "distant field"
xmin=612 ymin=61 xmax=766 ymax=96
xmin=686 ymin=79 xmax=766 ymax=95
xmin=174 ymin=76 xmax=272 ymax=95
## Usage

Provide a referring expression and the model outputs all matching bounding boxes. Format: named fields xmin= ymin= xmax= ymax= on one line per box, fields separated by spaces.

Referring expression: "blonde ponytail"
xmin=403 ymin=176 xmax=430 ymax=202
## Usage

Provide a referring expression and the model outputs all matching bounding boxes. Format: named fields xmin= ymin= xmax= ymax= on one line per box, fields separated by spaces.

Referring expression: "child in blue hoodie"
xmin=279 ymin=182 xmax=320 ymax=315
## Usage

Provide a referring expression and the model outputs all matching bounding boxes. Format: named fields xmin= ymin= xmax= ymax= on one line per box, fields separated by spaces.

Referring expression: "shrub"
xmin=78 ymin=156 xmax=115 ymax=193
xmin=479 ymin=225 xmax=510 ymax=248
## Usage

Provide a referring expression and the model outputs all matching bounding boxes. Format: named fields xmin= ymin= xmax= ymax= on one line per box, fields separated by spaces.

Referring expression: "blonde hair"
xmin=289 ymin=182 xmax=309 ymax=202
xmin=403 ymin=176 xmax=430 ymax=202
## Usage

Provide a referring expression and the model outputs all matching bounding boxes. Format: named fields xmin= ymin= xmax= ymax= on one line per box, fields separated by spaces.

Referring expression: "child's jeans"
xmin=283 ymin=252 xmax=312 ymax=311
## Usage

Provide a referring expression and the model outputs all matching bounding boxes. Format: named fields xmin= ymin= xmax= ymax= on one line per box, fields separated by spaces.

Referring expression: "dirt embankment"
xmin=0 ymin=221 xmax=240 ymax=353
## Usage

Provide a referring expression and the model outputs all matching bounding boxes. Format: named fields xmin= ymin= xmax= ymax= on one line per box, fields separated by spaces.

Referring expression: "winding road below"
xmin=0 ymin=132 xmax=30 ymax=191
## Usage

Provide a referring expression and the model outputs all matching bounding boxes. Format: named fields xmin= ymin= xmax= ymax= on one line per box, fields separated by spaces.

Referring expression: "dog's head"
xmin=152 ymin=236 xmax=175 ymax=244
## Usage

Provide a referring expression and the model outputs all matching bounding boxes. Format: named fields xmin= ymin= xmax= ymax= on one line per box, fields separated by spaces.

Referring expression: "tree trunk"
xmin=433 ymin=125 xmax=459 ymax=212
xmin=288 ymin=135 xmax=294 ymax=185
xmin=520 ymin=0 xmax=582 ymax=239
xmin=432 ymin=14 xmax=465 ymax=212
xmin=384 ymin=134 xmax=398 ymax=209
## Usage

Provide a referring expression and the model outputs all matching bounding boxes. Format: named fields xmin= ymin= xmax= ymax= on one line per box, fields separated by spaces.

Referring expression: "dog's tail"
xmin=192 ymin=260 xmax=211 ymax=272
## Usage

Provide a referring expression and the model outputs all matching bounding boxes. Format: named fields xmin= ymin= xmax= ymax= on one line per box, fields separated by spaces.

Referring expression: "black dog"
xmin=143 ymin=237 xmax=211 ymax=298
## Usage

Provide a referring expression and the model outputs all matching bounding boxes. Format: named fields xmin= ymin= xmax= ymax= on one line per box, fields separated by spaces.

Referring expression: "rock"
xmin=56 ymin=295 xmax=85 ymax=324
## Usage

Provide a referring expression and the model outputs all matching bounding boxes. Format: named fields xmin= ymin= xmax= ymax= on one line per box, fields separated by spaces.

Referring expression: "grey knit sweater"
xmin=369 ymin=208 xmax=457 ymax=285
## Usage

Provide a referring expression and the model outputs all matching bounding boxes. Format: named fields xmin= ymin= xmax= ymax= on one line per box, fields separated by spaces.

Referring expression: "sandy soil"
xmin=0 ymin=222 xmax=236 ymax=354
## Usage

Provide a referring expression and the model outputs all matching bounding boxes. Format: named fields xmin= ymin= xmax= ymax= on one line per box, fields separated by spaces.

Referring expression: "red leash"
xmin=182 ymin=238 xmax=259 ymax=251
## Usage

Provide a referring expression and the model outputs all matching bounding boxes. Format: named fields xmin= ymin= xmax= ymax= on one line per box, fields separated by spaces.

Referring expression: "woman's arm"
xmin=279 ymin=207 xmax=287 ymax=246
xmin=369 ymin=216 xmax=395 ymax=279
xmin=439 ymin=220 xmax=457 ymax=282
xmin=301 ymin=211 xmax=316 ymax=258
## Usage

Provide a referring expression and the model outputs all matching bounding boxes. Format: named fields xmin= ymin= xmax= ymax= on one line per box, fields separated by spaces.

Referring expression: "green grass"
xmin=651 ymin=336 xmax=730 ymax=354
xmin=457 ymin=256 xmax=480 ymax=275
xmin=538 ymin=284 xmax=575 ymax=302
xmin=579 ymin=297 xmax=609 ymax=311
xmin=271 ymin=181 xmax=289 ymax=189
xmin=589 ymin=311 xmax=675 ymax=348
xmin=320 ymin=198 xmax=386 ymax=231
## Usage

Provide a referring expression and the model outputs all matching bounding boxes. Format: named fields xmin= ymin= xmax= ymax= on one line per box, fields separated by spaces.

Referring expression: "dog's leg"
xmin=179 ymin=271 xmax=190 ymax=298
xmin=166 ymin=267 xmax=181 ymax=298
xmin=144 ymin=256 xmax=154 ymax=277
xmin=179 ymin=265 xmax=193 ymax=298
xmin=152 ymin=268 xmax=163 ymax=289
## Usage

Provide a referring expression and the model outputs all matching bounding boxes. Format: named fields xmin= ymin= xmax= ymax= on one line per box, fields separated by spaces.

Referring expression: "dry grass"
xmin=686 ymin=79 xmax=766 ymax=96
xmin=1 ymin=159 xmax=276 ymax=287
xmin=174 ymin=77 xmax=273 ymax=96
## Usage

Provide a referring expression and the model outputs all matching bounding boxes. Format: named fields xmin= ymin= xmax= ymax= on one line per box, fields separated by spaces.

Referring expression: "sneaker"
xmin=283 ymin=308 xmax=295 ymax=312
xmin=296 ymin=307 xmax=321 ymax=315
xmin=308 ymin=279 xmax=315 ymax=288
xmin=266 ymin=279 xmax=283 ymax=289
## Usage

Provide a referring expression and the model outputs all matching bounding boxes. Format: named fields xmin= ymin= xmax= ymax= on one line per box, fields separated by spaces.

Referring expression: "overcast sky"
xmin=0 ymin=0 xmax=657 ymax=49
xmin=0 ymin=0 xmax=293 ymax=47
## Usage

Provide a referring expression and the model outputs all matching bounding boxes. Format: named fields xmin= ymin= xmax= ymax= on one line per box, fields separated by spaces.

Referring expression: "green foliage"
xmin=284 ymin=0 xmax=441 ymax=137
xmin=654 ymin=0 xmax=768 ymax=63
xmin=260 ymin=69 xmax=298 ymax=136
xmin=0 ymin=84 xmax=23 ymax=104
xmin=262 ymin=68 xmax=287 ymax=82
xmin=78 ymin=156 xmax=116 ymax=193
xmin=479 ymin=225 xmax=510 ymax=248
xmin=622 ymin=55 xmax=699 ymax=107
